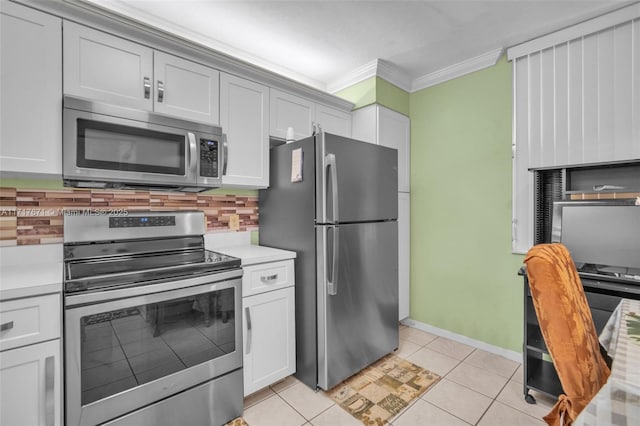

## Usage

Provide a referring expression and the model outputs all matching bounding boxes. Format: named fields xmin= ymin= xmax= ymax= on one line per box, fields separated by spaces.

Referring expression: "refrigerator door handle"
xmin=325 ymin=153 xmax=339 ymax=223
xmin=327 ymin=225 xmax=339 ymax=296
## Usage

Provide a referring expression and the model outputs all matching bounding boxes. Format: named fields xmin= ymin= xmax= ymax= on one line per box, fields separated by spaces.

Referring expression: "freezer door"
xmin=317 ymin=221 xmax=399 ymax=390
xmin=316 ymin=133 xmax=398 ymax=224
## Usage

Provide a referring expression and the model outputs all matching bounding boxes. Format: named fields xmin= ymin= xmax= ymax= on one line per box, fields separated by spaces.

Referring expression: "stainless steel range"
xmin=63 ymin=211 xmax=243 ymax=426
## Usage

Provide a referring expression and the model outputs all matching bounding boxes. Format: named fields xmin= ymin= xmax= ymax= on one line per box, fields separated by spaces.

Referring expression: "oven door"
xmin=64 ymin=271 xmax=242 ymax=426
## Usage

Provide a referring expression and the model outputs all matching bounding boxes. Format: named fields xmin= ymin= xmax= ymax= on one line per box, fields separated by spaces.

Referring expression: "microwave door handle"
xmin=187 ymin=133 xmax=198 ymax=178
xmin=222 ymin=133 xmax=228 ymax=176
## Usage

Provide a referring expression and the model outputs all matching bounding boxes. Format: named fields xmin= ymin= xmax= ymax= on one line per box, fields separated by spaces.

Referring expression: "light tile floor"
xmin=241 ymin=324 xmax=557 ymax=425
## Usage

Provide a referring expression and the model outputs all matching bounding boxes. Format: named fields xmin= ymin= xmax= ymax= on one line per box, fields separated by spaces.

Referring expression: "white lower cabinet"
xmin=238 ymin=257 xmax=295 ymax=396
xmin=0 ymin=339 xmax=61 ymax=426
xmin=0 ymin=292 xmax=62 ymax=426
xmin=243 ymin=286 xmax=295 ymax=396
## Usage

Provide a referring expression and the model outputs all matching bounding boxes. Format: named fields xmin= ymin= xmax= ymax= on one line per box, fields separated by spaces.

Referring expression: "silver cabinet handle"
xmin=0 ymin=321 xmax=14 ymax=332
xmin=44 ymin=355 xmax=55 ymax=426
xmin=260 ymin=274 xmax=277 ymax=283
xmin=222 ymin=133 xmax=228 ymax=176
xmin=157 ymin=80 xmax=164 ymax=103
xmin=143 ymin=77 xmax=151 ymax=99
xmin=245 ymin=307 xmax=252 ymax=354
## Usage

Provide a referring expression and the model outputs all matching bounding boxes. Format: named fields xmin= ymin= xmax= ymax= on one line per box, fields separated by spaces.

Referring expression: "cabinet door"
xmin=269 ymin=89 xmax=314 ymax=140
xmin=243 ymin=286 xmax=295 ymax=396
xmin=316 ymin=104 xmax=352 ymax=138
xmin=63 ymin=21 xmax=153 ymax=110
xmin=0 ymin=2 xmax=61 ymax=175
xmin=398 ymin=192 xmax=410 ymax=320
xmin=351 ymin=104 xmax=378 ymax=144
xmin=0 ymin=339 xmax=61 ymax=426
xmin=378 ymin=106 xmax=411 ymax=192
xmin=220 ymin=74 xmax=269 ymax=187
xmin=153 ymin=52 xmax=220 ymax=124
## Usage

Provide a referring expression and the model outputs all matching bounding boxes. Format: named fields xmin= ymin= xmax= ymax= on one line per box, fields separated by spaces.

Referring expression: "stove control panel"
xmin=109 ymin=216 xmax=176 ymax=228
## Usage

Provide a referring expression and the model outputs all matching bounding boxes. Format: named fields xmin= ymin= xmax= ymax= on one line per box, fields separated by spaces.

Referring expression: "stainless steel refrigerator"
xmin=259 ymin=132 xmax=399 ymax=391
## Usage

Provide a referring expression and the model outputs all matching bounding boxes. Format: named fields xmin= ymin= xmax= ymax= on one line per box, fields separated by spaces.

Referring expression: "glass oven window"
xmin=77 ymin=119 xmax=186 ymax=175
xmin=78 ymin=287 xmax=235 ymax=405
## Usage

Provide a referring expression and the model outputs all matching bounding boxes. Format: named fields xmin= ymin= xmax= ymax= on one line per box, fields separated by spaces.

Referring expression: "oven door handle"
xmin=245 ymin=306 xmax=252 ymax=354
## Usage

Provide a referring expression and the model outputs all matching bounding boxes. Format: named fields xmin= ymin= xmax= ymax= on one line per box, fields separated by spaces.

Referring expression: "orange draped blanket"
xmin=524 ymin=244 xmax=610 ymax=426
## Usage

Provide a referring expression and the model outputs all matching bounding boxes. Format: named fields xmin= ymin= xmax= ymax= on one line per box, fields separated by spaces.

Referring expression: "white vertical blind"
xmin=510 ymin=11 xmax=640 ymax=254
xmin=520 ymin=18 xmax=639 ymax=170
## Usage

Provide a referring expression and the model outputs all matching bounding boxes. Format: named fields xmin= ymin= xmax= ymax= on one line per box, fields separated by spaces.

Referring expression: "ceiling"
xmin=84 ymin=0 xmax=634 ymax=92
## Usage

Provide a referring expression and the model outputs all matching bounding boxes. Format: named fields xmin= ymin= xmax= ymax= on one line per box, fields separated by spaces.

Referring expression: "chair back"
xmin=524 ymin=243 xmax=610 ymax=426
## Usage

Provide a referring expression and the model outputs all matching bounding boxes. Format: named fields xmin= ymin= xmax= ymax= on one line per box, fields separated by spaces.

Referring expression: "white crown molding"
xmin=327 ymin=58 xmax=412 ymax=94
xmin=375 ymin=59 xmax=413 ymax=93
xmin=330 ymin=49 xmax=503 ymax=95
xmin=326 ymin=59 xmax=384 ymax=94
xmin=411 ymin=48 xmax=503 ymax=93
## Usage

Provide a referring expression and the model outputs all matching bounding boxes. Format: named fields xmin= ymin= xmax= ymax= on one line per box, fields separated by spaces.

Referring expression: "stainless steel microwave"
xmin=63 ymin=95 xmax=226 ymax=192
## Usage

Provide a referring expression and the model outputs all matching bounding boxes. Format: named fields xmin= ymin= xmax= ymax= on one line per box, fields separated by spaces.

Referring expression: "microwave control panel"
xmin=200 ymin=139 xmax=219 ymax=178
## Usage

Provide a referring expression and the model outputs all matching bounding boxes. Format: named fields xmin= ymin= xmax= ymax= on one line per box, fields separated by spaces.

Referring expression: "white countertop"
xmin=0 ymin=244 xmax=63 ymax=300
xmin=212 ymin=244 xmax=296 ymax=266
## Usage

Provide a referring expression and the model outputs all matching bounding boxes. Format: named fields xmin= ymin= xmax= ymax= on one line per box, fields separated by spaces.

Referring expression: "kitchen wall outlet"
xmin=229 ymin=214 xmax=240 ymax=231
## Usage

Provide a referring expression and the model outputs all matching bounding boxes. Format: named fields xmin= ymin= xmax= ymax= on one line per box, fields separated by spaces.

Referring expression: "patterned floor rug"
xmin=326 ymin=354 xmax=441 ymax=425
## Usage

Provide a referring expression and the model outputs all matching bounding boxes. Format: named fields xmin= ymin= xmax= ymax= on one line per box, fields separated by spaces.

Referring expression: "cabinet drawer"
xmin=243 ymin=260 xmax=294 ymax=297
xmin=0 ymin=294 xmax=60 ymax=351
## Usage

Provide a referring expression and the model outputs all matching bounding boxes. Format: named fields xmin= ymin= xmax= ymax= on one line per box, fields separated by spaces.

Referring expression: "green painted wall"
xmin=409 ymin=56 xmax=525 ymax=352
xmin=375 ymin=77 xmax=410 ymax=116
xmin=335 ymin=77 xmax=377 ymax=110
xmin=335 ymin=76 xmax=409 ymax=116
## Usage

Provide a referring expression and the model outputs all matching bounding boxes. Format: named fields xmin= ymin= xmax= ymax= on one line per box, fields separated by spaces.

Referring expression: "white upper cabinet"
xmin=352 ymin=104 xmax=411 ymax=192
xmin=269 ymin=89 xmax=315 ymax=140
xmin=315 ymin=103 xmax=352 ymax=137
xmin=153 ymin=52 xmax=219 ymax=124
xmin=63 ymin=21 xmax=153 ymax=110
xmin=64 ymin=22 xmax=220 ymax=124
xmin=0 ymin=1 xmax=62 ymax=176
xmin=269 ymin=89 xmax=352 ymax=139
xmin=220 ymin=73 xmax=269 ymax=188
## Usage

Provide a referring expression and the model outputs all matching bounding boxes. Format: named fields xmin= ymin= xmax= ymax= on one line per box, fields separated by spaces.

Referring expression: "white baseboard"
xmin=401 ymin=318 xmax=522 ymax=364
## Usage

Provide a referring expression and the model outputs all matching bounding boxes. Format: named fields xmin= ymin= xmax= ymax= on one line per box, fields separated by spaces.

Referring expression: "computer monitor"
xmin=551 ymin=200 xmax=640 ymax=277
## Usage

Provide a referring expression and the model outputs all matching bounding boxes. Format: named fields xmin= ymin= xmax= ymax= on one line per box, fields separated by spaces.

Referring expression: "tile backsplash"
xmin=0 ymin=187 xmax=258 ymax=246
